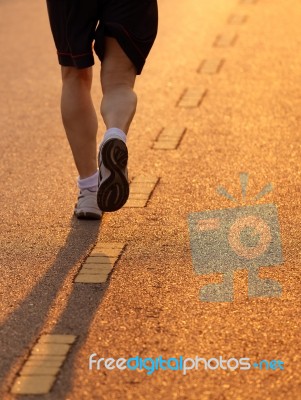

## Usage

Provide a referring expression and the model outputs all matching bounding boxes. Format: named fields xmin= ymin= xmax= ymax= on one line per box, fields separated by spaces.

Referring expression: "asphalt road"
xmin=0 ymin=0 xmax=300 ymax=399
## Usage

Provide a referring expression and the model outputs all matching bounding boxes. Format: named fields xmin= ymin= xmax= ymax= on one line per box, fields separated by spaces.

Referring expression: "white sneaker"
xmin=97 ymin=138 xmax=129 ymax=212
xmin=74 ymin=189 xmax=102 ymax=220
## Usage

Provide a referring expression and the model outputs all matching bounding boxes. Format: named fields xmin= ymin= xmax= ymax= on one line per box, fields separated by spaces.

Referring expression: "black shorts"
xmin=46 ymin=0 xmax=158 ymax=74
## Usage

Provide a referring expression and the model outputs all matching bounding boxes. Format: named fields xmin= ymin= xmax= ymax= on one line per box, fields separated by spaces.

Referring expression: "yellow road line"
xmin=11 ymin=335 xmax=76 ymax=395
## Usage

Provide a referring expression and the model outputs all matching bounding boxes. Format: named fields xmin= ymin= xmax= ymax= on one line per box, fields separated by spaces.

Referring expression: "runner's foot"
xmin=74 ymin=189 xmax=102 ymax=220
xmin=97 ymin=138 xmax=129 ymax=212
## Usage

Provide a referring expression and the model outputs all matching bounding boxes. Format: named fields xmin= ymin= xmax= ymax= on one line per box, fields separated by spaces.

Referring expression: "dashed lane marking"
xmin=228 ymin=14 xmax=248 ymax=24
xmin=90 ymin=248 xmax=121 ymax=257
xmin=85 ymin=256 xmax=116 ymax=263
xmin=153 ymin=142 xmax=178 ymax=150
xmin=126 ymin=192 xmax=149 ymax=200
xmin=38 ymin=335 xmax=76 ymax=344
xmin=213 ymin=33 xmax=238 ymax=47
xmin=20 ymin=365 xmax=59 ymax=375
xmin=123 ymin=199 xmax=149 ymax=208
xmin=123 ymin=176 xmax=160 ymax=208
xmin=74 ymin=274 xmax=110 ymax=283
xmin=197 ymin=58 xmax=225 ymax=74
xmin=129 ymin=184 xmax=156 ymax=194
xmin=177 ymin=88 xmax=207 ymax=108
xmin=11 ymin=376 xmax=56 ymax=395
xmin=153 ymin=126 xmax=186 ymax=150
xmin=91 ymin=242 xmax=124 ymax=249
xmin=11 ymin=335 xmax=76 ymax=395
xmin=75 ymin=242 xmax=126 ymax=284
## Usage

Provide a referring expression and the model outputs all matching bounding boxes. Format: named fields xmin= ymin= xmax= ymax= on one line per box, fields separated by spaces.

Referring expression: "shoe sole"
xmin=97 ymin=138 xmax=129 ymax=212
xmin=75 ymin=211 xmax=102 ymax=220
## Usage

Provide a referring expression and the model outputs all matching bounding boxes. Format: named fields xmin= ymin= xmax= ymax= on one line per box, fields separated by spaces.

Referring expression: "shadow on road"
xmin=0 ymin=216 xmax=110 ymax=398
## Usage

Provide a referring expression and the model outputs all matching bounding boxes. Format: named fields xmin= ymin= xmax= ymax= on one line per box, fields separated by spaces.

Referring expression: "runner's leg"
xmin=61 ymin=66 xmax=98 ymax=179
xmin=100 ymin=37 xmax=137 ymax=134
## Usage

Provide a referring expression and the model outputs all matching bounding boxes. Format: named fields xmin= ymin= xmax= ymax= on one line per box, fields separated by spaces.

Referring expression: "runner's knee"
xmin=61 ymin=66 xmax=93 ymax=86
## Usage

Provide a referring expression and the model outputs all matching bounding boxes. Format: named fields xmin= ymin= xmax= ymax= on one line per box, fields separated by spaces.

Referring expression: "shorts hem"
xmin=94 ymin=23 xmax=152 ymax=75
xmin=57 ymin=52 xmax=95 ymax=69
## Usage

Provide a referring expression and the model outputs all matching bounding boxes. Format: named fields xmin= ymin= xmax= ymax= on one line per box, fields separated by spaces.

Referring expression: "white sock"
xmin=77 ymin=171 xmax=98 ymax=191
xmin=101 ymin=128 xmax=127 ymax=151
